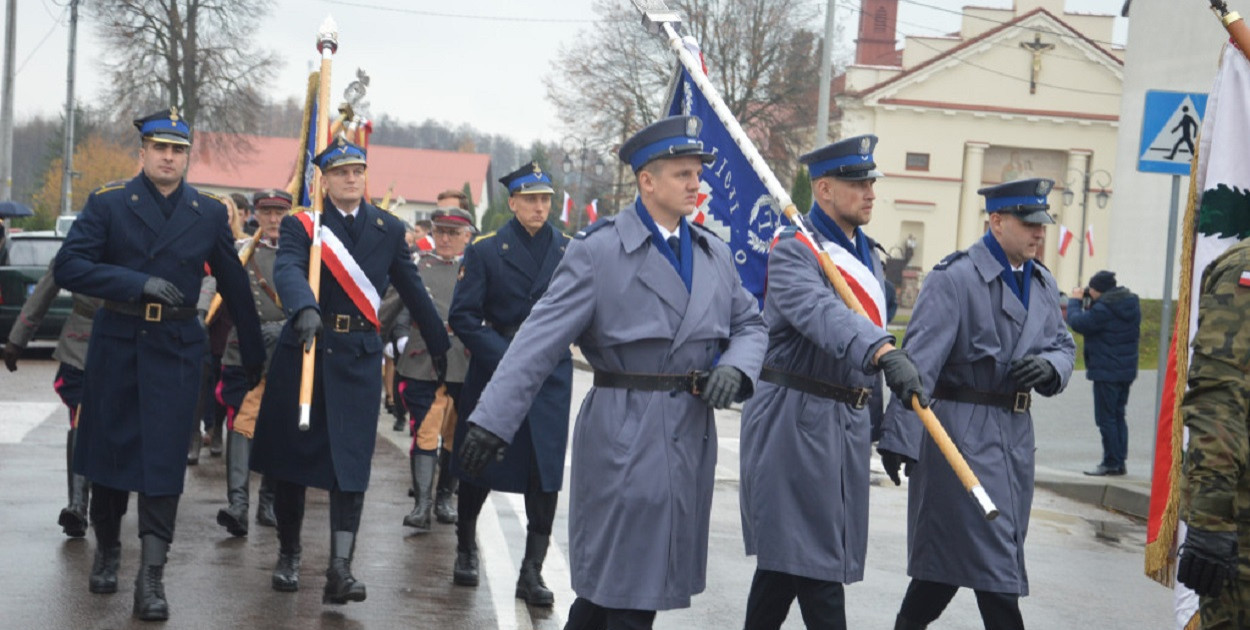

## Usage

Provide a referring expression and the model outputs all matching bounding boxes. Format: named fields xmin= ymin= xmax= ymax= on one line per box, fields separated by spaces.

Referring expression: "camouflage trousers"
xmin=1201 ymin=578 xmax=1250 ymax=629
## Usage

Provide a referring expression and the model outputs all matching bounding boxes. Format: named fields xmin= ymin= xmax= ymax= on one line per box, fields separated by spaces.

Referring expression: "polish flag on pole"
xmin=1057 ymin=225 xmax=1074 ymax=256
xmin=561 ymin=192 xmax=572 ymax=225
xmin=585 ymin=199 xmax=599 ymax=223
xmin=1085 ymin=224 xmax=1095 ymax=257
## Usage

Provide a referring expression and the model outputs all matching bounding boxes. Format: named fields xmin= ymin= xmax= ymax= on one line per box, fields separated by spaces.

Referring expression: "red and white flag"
xmin=1085 ymin=224 xmax=1095 ymax=257
xmin=561 ymin=192 xmax=572 ymax=225
xmin=585 ymin=199 xmax=598 ymax=223
xmin=1057 ymin=225 xmax=1074 ymax=256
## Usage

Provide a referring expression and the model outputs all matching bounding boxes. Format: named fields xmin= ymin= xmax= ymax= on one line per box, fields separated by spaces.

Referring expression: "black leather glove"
xmin=244 ymin=363 xmax=265 ymax=390
xmin=700 ymin=365 xmax=743 ymax=410
xmin=1009 ymin=356 xmax=1057 ymax=391
xmin=432 ymin=353 xmax=448 ymax=384
xmin=142 ymin=276 xmax=184 ymax=306
xmin=292 ymin=308 xmax=323 ymax=352
xmin=877 ymin=348 xmax=929 ymax=408
xmin=1177 ymin=527 xmax=1238 ymax=597
xmin=3 ymin=343 xmax=20 ymax=372
xmin=459 ymin=423 xmax=508 ymax=478
xmin=879 ymin=448 xmax=916 ymax=486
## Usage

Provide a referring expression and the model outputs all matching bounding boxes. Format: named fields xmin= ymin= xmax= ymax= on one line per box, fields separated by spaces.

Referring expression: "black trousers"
xmin=456 ymin=456 xmax=557 ymax=551
xmin=272 ymin=479 xmax=365 ymax=551
xmin=898 ymin=578 xmax=1024 ymax=630
xmin=89 ymin=483 xmax=180 ymax=545
xmin=565 ymin=597 xmax=657 ymax=630
xmin=743 ymin=568 xmax=845 ymax=630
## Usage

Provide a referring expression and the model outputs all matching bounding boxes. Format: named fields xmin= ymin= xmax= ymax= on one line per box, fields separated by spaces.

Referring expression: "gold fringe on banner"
xmin=285 ymin=71 xmax=321 ymax=199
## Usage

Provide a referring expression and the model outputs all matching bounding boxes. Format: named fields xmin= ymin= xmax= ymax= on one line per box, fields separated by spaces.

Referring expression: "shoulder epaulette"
xmin=1032 ymin=258 xmax=1050 ymax=273
xmin=871 ymin=239 xmax=889 ymax=256
xmin=91 ymin=183 xmax=125 ymax=197
xmin=574 ymin=216 xmax=615 ymax=240
xmin=473 ymin=231 xmax=496 ymax=244
xmin=690 ymin=220 xmax=722 ymax=242
xmin=933 ymin=250 xmax=968 ymax=271
xmin=200 ymin=191 xmax=226 ymax=204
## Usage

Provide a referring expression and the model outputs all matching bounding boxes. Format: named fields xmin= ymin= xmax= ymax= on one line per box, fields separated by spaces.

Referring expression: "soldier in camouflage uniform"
xmin=1178 ymin=238 xmax=1250 ymax=629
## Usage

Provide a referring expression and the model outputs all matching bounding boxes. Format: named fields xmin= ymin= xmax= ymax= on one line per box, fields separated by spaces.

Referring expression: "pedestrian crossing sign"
xmin=1138 ymin=90 xmax=1208 ymax=175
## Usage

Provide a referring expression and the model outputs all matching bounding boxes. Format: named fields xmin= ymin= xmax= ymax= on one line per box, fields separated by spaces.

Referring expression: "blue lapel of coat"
xmin=148 ymin=182 xmax=203 ymax=257
xmin=619 ymin=203 xmax=688 ymax=316
xmin=124 ymin=176 xmax=166 ymax=240
xmin=672 ymin=226 xmax=715 ymax=349
xmin=498 ymin=220 xmax=541 ymax=283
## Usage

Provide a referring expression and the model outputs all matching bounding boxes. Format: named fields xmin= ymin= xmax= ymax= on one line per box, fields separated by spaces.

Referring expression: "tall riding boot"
xmin=323 ymin=531 xmax=367 ymax=604
xmin=59 ymin=428 xmax=89 ymax=537
xmin=216 ymin=432 xmax=250 ymax=537
xmin=187 ymin=426 xmax=201 ymax=466
xmin=133 ymin=535 xmax=170 ymax=621
xmin=255 ymin=476 xmax=277 ymax=528
xmin=402 ymin=452 xmax=437 ymax=532
xmin=434 ymin=448 xmax=458 ymax=524
xmin=515 ymin=532 xmax=554 ymax=606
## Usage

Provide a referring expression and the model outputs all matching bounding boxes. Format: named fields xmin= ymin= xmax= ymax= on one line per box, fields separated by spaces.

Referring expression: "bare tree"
xmin=545 ymin=0 xmax=822 ymax=176
xmin=88 ymin=0 xmax=282 ymax=155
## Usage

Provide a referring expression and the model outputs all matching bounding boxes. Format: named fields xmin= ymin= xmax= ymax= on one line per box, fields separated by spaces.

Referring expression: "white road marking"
xmin=0 ymin=402 xmax=60 ymax=444
xmin=503 ymin=492 xmax=572 ymax=627
xmin=479 ymin=493 xmax=532 ymax=630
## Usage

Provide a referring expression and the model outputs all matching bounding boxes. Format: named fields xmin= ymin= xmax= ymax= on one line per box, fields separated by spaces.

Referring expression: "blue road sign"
xmin=1138 ymin=90 xmax=1208 ymax=175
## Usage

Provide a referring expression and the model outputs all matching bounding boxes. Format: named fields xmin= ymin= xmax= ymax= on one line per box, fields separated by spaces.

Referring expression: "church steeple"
xmin=855 ymin=0 xmax=900 ymax=66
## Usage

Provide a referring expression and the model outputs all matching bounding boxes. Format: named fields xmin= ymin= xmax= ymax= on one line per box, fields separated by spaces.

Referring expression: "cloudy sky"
xmin=8 ymin=0 xmax=1128 ymax=145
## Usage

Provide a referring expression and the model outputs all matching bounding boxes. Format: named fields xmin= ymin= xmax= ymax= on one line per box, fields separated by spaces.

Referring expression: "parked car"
xmin=0 ymin=231 xmax=71 ymax=343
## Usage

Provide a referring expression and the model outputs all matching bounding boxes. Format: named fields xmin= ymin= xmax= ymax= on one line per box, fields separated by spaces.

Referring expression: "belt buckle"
xmin=688 ymin=370 xmax=706 ymax=396
xmin=334 ymin=314 xmax=351 ymax=333
xmin=1013 ymin=392 xmax=1031 ymax=413
xmin=144 ymin=303 xmax=162 ymax=322
xmin=853 ymin=388 xmax=870 ymax=410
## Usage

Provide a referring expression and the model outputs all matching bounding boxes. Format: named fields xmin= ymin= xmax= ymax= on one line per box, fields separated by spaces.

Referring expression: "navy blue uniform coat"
xmin=55 ymin=175 xmax=264 ymax=496
xmin=449 ymin=217 xmax=573 ymax=493
xmin=251 ymin=201 xmax=450 ymax=492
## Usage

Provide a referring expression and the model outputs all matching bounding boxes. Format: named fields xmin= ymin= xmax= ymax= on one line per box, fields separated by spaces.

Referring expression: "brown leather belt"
xmin=932 ymin=384 xmax=1031 ymax=413
xmin=103 ymin=300 xmax=197 ymax=322
xmin=593 ymin=370 xmax=710 ymax=395
xmin=322 ymin=313 xmax=376 ymax=333
xmin=760 ymin=366 xmax=871 ymax=409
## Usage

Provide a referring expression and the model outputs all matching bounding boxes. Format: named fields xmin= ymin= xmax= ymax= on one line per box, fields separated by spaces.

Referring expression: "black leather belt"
xmin=103 ymin=300 xmax=197 ymax=322
xmin=760 ymin=366 xmax=871 ymax=409
xmin=72 ymin=302 xmax=98 ymax=319
xmin=323 ymin=313 xmax=376 ymax=333
xmin=593 ymin=370 xmax=710 ymax=395
xmin=932 ymin=384 xmax=1031 ymax=413
xmin=488 ymin=321 xmax=521 ymax=339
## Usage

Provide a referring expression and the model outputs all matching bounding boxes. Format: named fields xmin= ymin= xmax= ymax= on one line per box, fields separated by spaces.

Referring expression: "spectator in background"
xmin=1066 ymin=270 xmax=1140 ymax=477
xmin=413 ymin=219 xmax=435 ymax=252
xmin=231 ymin=192 xmax=257 ymax=236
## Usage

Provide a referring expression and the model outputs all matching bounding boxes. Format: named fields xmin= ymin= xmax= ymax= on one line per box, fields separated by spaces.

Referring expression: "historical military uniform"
xmin=382 ymin=206 xmax=474 ymax=532
xmin=5 ymin=259 xmax=102 ymax=537
xmin=459 ymin=116 xmax=767 ymax=628
xmin=739 ymin=135 xmax=902 ymax=629
xmin=878 ymin=179 xmax=1076 ymax=630
xmin=1178 ymin=239 xmax=1250 ymax=629
xmin=250 ymin=139 xmax=450 ymax=604
xmin=54 ymin=109 xmax=266 ymax=621
xmin=213 ymin=189 xmax=293 ymax=537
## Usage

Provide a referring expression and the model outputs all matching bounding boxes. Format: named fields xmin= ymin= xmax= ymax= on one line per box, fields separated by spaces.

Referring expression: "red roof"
xmin=187 ymin=133 xmax=491 ymax=204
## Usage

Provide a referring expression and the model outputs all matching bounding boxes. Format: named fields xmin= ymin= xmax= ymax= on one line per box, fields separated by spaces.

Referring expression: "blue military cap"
xmin=618 ymin=115 xmax=715 ymax=172
xmin=978 ymin=178 xmax=1055 ymax=225
xmin=800 ymin=134 xmax=882 ymax=181
xmin=499 ymin=161 xmax=554 ymax=196
xmin=133 ymin=107 xmax=191 ymax=146
xmin=314 ymin=138 xmax=368 ymax=171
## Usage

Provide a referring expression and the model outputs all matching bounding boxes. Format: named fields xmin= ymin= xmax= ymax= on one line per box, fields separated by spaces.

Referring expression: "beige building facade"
xmin=836 ymin=0 xmax=1123 ymax=296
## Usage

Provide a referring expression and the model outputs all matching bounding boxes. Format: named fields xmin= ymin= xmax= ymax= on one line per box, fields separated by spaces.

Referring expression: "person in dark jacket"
xmin=1066 ymin=269 xmax=1140 ymax=476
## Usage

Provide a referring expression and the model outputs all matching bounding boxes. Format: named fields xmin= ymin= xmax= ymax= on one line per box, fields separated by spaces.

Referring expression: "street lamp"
xmin=560 ymin=136 xmax=607 ymax=230
xmin=1061 ymin=167 xmax=1112 ymax=284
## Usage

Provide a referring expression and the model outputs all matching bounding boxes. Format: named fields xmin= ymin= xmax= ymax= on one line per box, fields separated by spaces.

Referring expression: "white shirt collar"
xmin=655 ymin=219 xmax=684 ymax=241
xmin=336 ymin=204 xmax=361 ymax=219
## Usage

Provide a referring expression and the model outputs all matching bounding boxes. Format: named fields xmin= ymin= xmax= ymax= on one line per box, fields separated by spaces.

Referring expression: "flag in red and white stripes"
xmin=1057 ymin=225 xmax=1074 ymax=256
xmin=561 ymin=192 xmax=572 ymax=225
xmin=585 ymin=199 xmax=598 ymax=223
xmin=1085 ymin=224 xmax=1095 ymax=257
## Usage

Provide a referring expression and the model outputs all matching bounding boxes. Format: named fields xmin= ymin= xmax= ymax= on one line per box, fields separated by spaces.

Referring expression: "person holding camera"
xmin=1066 ymin=270 xmax=1140 ymax=477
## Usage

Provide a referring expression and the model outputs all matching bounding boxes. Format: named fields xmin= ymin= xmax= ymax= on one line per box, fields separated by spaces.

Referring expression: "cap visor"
xmin=833 ymin=168 xmax=884 ymax=181
xmin=1017 ymin=208 xmax=1055 ymax=225
xmin=321 ymin=158 xmax=368 ymax=171
xmin=515 ymin=184 xmax=555 ymax=195
xmin=145 ymin=134 xmax=191 ymax=146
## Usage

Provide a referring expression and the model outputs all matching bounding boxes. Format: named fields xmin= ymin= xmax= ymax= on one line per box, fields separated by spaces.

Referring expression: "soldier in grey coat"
xmin=738 ymin=135 xmax=927 ymax=630
xmin=5 ymin=258 xmax=102 ymax=537
xmin=458 ymin=115 xmax=768 ymax=629
xmin=878 ymin=178 xmax=1076 ymax=630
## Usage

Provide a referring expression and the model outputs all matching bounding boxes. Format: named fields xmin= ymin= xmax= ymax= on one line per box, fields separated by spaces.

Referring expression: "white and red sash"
xmin=295 ymin=212 xmax=381 ymax=328
xmin=773 ymin=229 xmax=887 ymax=330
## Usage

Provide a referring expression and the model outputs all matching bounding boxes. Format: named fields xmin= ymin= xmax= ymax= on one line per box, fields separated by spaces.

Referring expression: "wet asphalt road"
xmin=0 ymin=348 xmax=1172 ymax=629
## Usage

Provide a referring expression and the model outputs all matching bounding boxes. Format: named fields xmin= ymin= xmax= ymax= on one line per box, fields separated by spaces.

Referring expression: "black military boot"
xmin=89 ymin=543 xmax=121 ymax=594
xmin=271 ymin=513 xmax=302 ymax=592
xmin=59 ymin=428 xmax=89 ymax=537
xmin=391 ymin=402 xmax=408 ymax=432
xmin=216 ymin=431 xmax=250 ymax=537
xmin=434 ymin=448 xmax=458 ymax=524
xmin=323 ymin=531 xmax=367 ymax=604
xmin=894 ymin=615 xmax=927 ymax=630
xmin=453 ymin=544 xmax=479 ymax=587
xmin=133 ymin=535 xmax=169 ymax=621
xmin=255 ymin=476 xmax=277 ymax=528
xmin=402 ymin=452 xmax=437 ymax=532
xmin=515 ymin=532 xmax=554 ymax=606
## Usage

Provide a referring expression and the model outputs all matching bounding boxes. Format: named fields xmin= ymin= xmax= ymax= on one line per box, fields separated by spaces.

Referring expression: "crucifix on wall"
xmin=1019 ymin=33 xmax=1055 ymax=95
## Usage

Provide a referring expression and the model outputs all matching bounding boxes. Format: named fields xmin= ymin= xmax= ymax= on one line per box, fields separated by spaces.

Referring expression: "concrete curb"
xmin=1035 ymin=471 xmax=1151 ymax=520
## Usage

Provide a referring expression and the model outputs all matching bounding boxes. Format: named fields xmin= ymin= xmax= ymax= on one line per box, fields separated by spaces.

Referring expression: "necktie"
xmin=343 ymin=213 xmax=355 ymax=229
xmin=1013 ymin=270 xmax=1025 ymax=288
xmin=667 ymin=235 xmax=681 ymax=265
